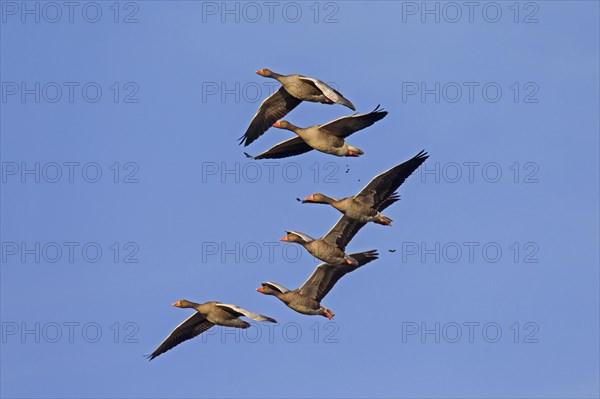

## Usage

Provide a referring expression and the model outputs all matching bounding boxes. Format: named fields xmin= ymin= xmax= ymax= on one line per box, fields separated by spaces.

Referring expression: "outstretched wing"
xmin=319 ymin=105 xmax=387 ymax=138
xmin=298 ymin=250 xmax=379 ymax=302
xmin=239 ymin=87 xmax=302 ymax=146
xmin=298 ymin=76 xmax=355 ymax=110
xmin=216 ymin=304 xmax=277 ymax=323
xmin=321 ymin=215 xmax=366 ymax=251
xmin=147 ymin=313 xmax=214 ymax=360
xmin=355 ymin=150 xmax=428 ymax=210
xmin=244 ymin=136 xmax=313 ymax=160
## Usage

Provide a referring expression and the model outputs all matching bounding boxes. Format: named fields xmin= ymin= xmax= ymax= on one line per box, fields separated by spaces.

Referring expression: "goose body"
xmin=304 ymin=238 xmax=352 ymax=266
xmin=280 ymin=207 xmax=368 ymax=266
xmin=290 ymin=123 xmax=357 ymax=157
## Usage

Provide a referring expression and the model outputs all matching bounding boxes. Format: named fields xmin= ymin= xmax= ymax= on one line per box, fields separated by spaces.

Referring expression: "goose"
xmin=239 ymin=68 xmax=355 ymax=147
xmin=147 ymin=300 xmax=276 ymax=360
xmin=256 ymin=250 xmax=378 ymax=319
xmin=302 ymin=150 xmax=429 ymax=225
xmin=280 ymin=212 xmax=368 ymax=266
xmin=244 ymin=106 xmax=388 ymax=159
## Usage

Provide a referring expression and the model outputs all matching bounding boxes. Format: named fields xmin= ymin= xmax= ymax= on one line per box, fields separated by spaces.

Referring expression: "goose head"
xmin=172 ymin=299 xmax=196 ymax=308
xmin=302 ymin=193 xmax=335 ymax=204
xmin=256 ymin=283 xmax=282 ymax=296
xmin=272 ymin=120 xmax=293 ymax=130
xmin=256 ymin=68 xmax=273 ymax=77
xmin=280 ymin=231 xmax=314 ymax=245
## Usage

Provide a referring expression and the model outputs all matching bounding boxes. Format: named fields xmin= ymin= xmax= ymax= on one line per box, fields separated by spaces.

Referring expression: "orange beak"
xmin=303 ymin=195 xmax=314 ymax=202
xmin=172 ymin=301 xmax=181 ymax=307
xmin=256 ymin=69 xmax=264 ymax=76
xmin=280 ymin=235 xmax=289 ymax=241
xmin=256 ymin=287 xmax=264 ymax=293
xmin=272 ymin=121 xmax=281 ymax=128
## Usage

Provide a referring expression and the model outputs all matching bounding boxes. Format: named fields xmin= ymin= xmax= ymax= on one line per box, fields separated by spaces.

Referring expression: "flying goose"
xmin=148 ymin=300 xmax=276 ymax=360
xmin=239 ymin=68 xmax=355 ymax=147
xmin=257 ymin=250 xmax=378 ymax=319
xmin=280 ymin=212 xmax=369 ymax=266
xmin=244 ymin=106 xmax=388 ymax=159
xmin=302 ymin=151 xmax=429 ymax=225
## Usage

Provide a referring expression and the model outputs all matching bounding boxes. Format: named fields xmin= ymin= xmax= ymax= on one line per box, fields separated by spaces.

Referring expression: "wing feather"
xmin=298 ymin=77 xmax=355 ymax=110
xmin=216 ymin=304 xmax=277 ymax=323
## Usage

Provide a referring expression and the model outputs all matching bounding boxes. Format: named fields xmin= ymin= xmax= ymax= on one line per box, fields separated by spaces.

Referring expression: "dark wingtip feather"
xmin=265 ymin=317 xmax=277 ymax=323
xmin=348 ymin=249 xmax=379 ymax=266
xmin=242 ymin=135 xmax=257 ymax=147
xmin=415 ymin=150 xmax=429 ymax=161
xmin=238 ymin=134 xmax=251 ymax=146
xmin=364 ymin=249 xmax=379 ymax=259
xmin=244 ymin=152 xmax=255 ymax=159
xmin=372 ymin=104 xmax=386 ymax=113
xmin=369 ymin=104 xmax=388 ymax=120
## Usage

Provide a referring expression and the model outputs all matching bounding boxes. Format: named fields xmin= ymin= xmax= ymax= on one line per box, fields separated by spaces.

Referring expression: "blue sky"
xmin=1 ymin=1 xmax=599 ymax=398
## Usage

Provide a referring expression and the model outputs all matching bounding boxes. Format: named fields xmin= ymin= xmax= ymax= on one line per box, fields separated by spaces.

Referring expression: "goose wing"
xmin=298 ymin=250 xmax=379 ymax=302
xmin=355 ymin=150 xmax=428 ymax=210
xmin=321 ymin=215 xmax=366 ymax=251
xmin=216 ymin=304 xmax=277 ymax=323
xmin=298 ymin=76 xmax=355 ymax=110
xmin=239 ymin=87 xmax=302 ymax=146
xmin=147 ymin=313 xmax=214 ymax=360
xmin=319 ymin=105 xmax=387 ymax=138
xmin=244 ymin=136 xmax=313 ymax=159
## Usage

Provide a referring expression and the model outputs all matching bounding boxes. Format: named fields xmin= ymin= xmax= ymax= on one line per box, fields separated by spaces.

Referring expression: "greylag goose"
xmin=244 ymin=106 xmax=388 ymax=159
xmin=239 ymin=68 xmax=356 ymax=147
xmin=148 ymin=300 xmax=276 ymax=360
xmin=302 ymin=150 xmax=429 ymax=226
xmin=280 ymin=212 xmax=369 ymax=266
xmin=256 ymin=250 xmax=378 ymax=319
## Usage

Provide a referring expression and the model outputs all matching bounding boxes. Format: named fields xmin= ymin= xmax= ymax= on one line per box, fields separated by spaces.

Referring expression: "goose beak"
xmin=256 ymin=69 xmax=264 ymax=76
xmin=172 ymin=301 xmax=181 ymax=307
xmin=303 ymin=195 xmax=314 ymax=202
xmin=272 ymin=121 xmax=281 ymax=128
xmin=280 ymin=235 xmax=289 ymax=241
xmin=256 ymin=287 xmax=264 ymax=293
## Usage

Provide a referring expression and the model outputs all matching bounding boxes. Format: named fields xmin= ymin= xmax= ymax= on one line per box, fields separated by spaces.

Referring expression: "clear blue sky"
xmin=1 ymin=1 xmax=599 ymax=398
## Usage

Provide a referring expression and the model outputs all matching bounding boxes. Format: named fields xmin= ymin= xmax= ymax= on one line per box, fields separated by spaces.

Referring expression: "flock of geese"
xmin=148 ymin=69 xmax=429 ymax=360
